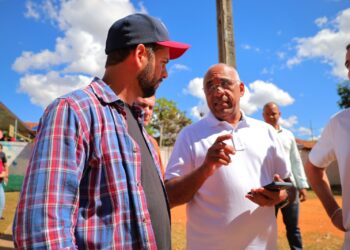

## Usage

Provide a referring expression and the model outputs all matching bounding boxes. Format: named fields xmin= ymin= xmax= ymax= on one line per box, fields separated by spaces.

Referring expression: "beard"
xmin=137 ymin=53 xmax=161 ymax=98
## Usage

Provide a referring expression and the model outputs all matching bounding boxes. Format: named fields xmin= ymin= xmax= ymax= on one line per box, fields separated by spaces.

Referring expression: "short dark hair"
xmin=347 ymin=43 xmax=350 ymax=51
xmin=105 ymin=43 xmax=162 ymax=67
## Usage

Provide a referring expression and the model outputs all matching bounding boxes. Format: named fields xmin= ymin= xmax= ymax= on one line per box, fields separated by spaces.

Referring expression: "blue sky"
xmin=1 ymin=0 xmax=349 ymax=140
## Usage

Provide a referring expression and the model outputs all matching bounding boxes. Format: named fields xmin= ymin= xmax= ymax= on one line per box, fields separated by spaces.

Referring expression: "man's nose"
xmin=162 ymin=67 xmax=168 ymax=79
xmin=213 ymin=85 xmax=225 ymax=95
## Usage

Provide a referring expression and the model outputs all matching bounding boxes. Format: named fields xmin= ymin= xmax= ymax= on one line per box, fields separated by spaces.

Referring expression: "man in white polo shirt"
xmin=263 ymin=101 xmax=309 ymax=250
xmin=165 ymin=63 xmax=292 ymax=250
xmin=305 ymin=43 xmax=350 ymax=250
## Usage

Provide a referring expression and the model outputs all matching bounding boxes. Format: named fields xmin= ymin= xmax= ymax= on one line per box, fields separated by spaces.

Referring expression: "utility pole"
xmin=216 ymin=0 xmax=236 ymax=68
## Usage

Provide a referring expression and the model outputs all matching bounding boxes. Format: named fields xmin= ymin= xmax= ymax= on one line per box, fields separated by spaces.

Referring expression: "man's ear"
xmin=134 ymin=44 xmax=148 ymax=69
xmin=239 ymin=82 xmax=245 ymax=97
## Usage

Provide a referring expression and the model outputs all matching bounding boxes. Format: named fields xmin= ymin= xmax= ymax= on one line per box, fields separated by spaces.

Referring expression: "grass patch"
xmin=301 ymin=232 xmax=342 ymax=250
xmin=0 ymin=192 xmax=20 ymax=234
xmin=278 ymin=232 xmax=343 ymax=250
xmin=171 ymin=222 xmax=186 ymax=250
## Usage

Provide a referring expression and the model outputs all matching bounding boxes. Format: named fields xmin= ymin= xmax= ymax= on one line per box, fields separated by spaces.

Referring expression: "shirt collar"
xmin=90 ymin=77 xmax=122 ymax=105
xmin=277 ymin=126 xmax=284 ymax=133
xmin=90 ymin=77 xmax=143 ymax=120
xmin=205 ymin=110 xmax=249 ymax=129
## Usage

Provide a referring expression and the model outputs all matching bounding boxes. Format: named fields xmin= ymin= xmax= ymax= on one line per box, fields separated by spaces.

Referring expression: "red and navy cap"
xmin=105 ymin=13 xmax=190 ymax=59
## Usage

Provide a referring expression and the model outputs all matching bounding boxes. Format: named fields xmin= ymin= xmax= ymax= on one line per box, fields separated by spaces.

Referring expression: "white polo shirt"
xmin=165 ymin=111 xmax=290 ymax=250
xmin=277 ymin=127 xmax=309 ymax=189
xmin=309 ymin=108 xmax=350 ymax=248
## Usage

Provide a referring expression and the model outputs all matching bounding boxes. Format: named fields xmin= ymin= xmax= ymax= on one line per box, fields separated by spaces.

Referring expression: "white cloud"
xmin=286 ymin=57 xmax=301 ymax=67
xmin=24 ymin=1 xmax=40 ymax=20
xmin=287 ymin=8 xmax=350 ymax=79
xmin=168 ymin=63 xmax=190 ymax=75
xmin=241 ymin=44 xmax=251 ymax=50
xmin=17 ymin=71 xmax=91 ymax=108
xmin=260 ymin=66 xmax=275 ymax=76
xmin=298 ymin=127 xmax=312 ymax=136
xmin=191 ymin=105 xmax=209 ymax=120
xmin=295 ymin=126 xmax=323 ymax=140
xmin=14 ymin=0 xmax=138 ymax=108
xmin=13 ymin=50 xmax=61 ymax=73
xmin=183 ymin=77 xmax=205 ymax=99
xmin=261 ymin=68 xmax=269 ymax=75
xmin=241 ymin=80 xmax=294 ymax=115
xmin=241 ymin=43 xmax=260 ymax=52
xmin=276 ymin=51 xmax=285 ymax=59
xmin=315 ymin=16 xmax=328 ymax=27
xmin=183 ymin=77 xmax=208 ymax=119
xmin=279 ymin=115 xmax=298 ymax=129
xmin=172 ymin=64 xmax=190 ymax=71
xmin=42 ymin=0 xmax=60 ymax=22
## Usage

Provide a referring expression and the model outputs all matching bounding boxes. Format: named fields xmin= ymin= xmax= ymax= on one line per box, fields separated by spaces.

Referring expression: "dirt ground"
xmin=296 ymin=196 xmax=343 ymax=237
xmin=0 ymin=192 xmax=343 ymax=249
xmin=171 ymin=194 xmax=343 ymax=248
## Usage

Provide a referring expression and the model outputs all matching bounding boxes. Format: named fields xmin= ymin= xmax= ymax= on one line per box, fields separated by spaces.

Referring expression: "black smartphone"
xmin=263 ymin=181 xmax=293 ymax=192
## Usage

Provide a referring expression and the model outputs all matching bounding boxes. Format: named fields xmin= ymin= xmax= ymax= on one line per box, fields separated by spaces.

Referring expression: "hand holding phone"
xmin=263 ymin=181 xmax=293 ymax=192
xmin=246 ymin=175 xmax=293 ymax=207
xmin=247 ymin=181 xmax=293 ymax=195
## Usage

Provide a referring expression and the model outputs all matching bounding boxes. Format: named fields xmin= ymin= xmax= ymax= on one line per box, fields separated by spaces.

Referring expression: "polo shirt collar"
xmin=277 ymin=126 xmax=284 ymax=133
xmin=205 ymin=110 xmax=249 ymax=129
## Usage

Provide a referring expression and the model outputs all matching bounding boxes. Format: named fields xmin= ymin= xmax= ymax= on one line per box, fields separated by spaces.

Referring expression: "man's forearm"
xmin=165 ymin=164 xmax=212 ymax=208
xmin=305 ymin=160 xmax=339 ymax=216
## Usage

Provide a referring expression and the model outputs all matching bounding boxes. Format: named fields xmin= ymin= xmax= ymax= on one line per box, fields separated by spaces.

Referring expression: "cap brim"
xmin=156 ymin=41 xmax=190 ymax=60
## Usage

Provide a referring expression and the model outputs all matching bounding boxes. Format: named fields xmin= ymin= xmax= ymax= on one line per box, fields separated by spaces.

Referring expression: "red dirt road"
xmin=171 ymin=195 xmax=343 ymax=240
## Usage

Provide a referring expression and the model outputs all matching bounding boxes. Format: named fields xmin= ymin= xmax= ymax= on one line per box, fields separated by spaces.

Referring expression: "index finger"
xmin=214 ymin=134 xmax=233 ymax=144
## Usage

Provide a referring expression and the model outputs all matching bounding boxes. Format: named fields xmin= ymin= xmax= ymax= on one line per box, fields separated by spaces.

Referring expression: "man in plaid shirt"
xmin=13 ymin=13 xmax=189 ymax=249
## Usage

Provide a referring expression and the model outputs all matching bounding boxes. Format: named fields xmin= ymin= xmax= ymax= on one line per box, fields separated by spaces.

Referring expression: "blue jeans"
xmin=0 ymin=182 xmax=4 ymax=218
xmin=276 ymin=190 xmax=303 ymax=250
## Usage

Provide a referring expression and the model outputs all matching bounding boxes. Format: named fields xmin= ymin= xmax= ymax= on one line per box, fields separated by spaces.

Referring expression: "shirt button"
xmin=142 ymin=217 xmax=147 ymax=223
xmin=133 ymin=147 xmax=137 ymax=153
xmin=136 ymin=181 xmax=141 ymax=187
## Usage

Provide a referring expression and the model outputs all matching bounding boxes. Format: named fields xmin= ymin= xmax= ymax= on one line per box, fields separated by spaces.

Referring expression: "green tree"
xmin=337 ymin=80 xmax=350 ymax=109
xmin=149 ymin=98 xmax=192 ymax=147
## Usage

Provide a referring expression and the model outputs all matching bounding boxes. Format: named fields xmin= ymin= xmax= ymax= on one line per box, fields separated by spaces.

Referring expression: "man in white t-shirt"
xmin=165 ymin=63 xmax=292 ymax=250
xmin=263 ymin=102 xmax=309 ymax=250
xmin=305 ymin=43 xmax=350 ymax=250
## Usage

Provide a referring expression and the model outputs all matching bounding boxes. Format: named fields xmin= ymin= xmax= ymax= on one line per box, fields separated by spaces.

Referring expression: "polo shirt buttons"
xmin=133 ymin=147 xmax=137 ymax=153
xmin=136 ymin=181 xmax=141 ymax=187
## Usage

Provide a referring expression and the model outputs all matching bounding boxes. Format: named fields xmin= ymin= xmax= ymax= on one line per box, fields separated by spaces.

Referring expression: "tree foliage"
xmin=148 ymin=98 xmax=192 ymax=147
xmin=337 ymin=80 xmax=350 ymax=109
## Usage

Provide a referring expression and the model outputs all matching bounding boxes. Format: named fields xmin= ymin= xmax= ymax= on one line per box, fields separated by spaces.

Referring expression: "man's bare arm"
xmin=305 ymin=160 xmax=345 ymax=231
xmin=165 ymin=134 xmax=234 ymax=208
